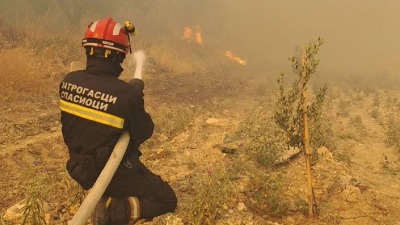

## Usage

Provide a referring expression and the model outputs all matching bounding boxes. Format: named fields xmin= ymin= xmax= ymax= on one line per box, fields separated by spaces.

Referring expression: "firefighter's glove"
xmin=128 ymin=78 xmax=144 ymax=91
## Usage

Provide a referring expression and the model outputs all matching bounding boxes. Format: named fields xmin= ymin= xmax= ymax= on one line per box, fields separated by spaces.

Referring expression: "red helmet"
xmin=82 ymin=17 xmax=133 ymax=54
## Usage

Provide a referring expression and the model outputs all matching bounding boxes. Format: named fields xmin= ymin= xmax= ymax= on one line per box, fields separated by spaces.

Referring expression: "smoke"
xmin=215 ymin=1 xmax=400 ymax=77
xmin=124 ymin=0 xmax=400 ymax=83
xmin=2 ymin=0 xmax=398 ymax=84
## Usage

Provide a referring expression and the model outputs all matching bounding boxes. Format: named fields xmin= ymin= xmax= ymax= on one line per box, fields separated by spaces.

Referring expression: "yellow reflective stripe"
xmin=60 ymin=99 xmax=124 ymax=129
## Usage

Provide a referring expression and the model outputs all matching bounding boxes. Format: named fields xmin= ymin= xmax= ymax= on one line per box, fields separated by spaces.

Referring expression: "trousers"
xmin=104 ymin=156 xmax=177 ymax=220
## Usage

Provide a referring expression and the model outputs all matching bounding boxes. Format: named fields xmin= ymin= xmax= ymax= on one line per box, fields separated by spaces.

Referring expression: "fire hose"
xmin=68 ymin=50 xmax=146 ymax=225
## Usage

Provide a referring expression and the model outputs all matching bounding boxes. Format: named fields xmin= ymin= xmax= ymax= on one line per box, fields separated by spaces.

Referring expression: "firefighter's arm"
xmin=126 ymin=86 xmax=154 ymax=147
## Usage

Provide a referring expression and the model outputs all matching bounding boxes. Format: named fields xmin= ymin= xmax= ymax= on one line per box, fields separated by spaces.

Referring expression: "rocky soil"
xmin=1 ymin=63 xmax=400 ymax=225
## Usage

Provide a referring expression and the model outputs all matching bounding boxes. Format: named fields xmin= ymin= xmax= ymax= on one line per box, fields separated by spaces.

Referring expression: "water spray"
xmin=133 ymin=50 xmax=146 ymax=80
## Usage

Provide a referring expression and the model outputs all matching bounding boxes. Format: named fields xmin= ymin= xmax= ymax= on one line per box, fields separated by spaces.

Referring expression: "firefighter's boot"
xmin=91 ymin=195 xmax=111 ymax=225
xmin=109 ymin=197 xmax=140 ymax=225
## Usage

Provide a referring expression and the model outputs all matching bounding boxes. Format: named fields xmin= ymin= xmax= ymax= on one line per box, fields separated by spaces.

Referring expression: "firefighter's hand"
xmin=128 ymin=78 xmax=144 ymax=91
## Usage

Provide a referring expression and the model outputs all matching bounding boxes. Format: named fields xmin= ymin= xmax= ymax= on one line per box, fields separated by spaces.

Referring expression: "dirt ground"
xmin=0 ymin=56 xmax=400 ymax=225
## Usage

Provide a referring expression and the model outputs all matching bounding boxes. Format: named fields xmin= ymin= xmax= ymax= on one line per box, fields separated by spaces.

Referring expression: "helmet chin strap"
xmin=127 ymin=34 xmax=132 ymax=54
xmin=86 ymin=47 xmax=125 ymax=64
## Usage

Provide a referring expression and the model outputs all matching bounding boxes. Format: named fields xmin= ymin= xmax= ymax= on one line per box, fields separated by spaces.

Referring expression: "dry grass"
xmin=0 ymin=48 xmax=58 ymax=102
xmin=385 ymin=115 xmax=400 ymax=152
xmin=148 ymin=104 xmax=198 ymax=139
xmin=146 ymin=38 xmax=228 ymax=75
xmin=0 ymin=17 xmax=81 ymax=104
xmin=147 ymin=40 xmax=203 ymax=75
xmin=186 ymin=168 xmax=234 ymax=225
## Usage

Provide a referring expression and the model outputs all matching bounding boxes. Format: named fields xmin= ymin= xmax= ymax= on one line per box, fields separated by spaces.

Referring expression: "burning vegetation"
xmin=224 ymin=50 xmax=247 ymax=65
xmin=182 ymin=26 xmax=203 ymax=45
xmin=182 ymin=26 xmax=246 ymax=66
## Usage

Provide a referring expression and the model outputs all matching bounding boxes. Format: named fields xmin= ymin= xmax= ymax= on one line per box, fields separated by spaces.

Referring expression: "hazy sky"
xmin=198 ymin=0 xmax=400 ymax=77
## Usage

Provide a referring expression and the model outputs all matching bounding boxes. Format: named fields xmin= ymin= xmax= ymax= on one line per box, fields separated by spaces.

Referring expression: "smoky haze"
xmin=233 ymin=0 xmax=400 ymax=78
xmin=2 ymin=0 xmax=399 ymax=82
xmin=203 ymin=1 xmax=399 ymax=77
xmin=132 ymin=0 xmax=400 ymax=79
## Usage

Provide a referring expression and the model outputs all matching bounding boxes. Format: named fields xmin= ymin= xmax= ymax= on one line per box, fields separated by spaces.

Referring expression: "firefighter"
xmin=59 ymin=17 xmax=177 ymax=224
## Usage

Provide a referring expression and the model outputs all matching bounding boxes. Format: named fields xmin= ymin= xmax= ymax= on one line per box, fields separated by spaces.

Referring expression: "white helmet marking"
xmin=90 ymin=21 xmax=98 ymax=32
xmin=113 ymin=23 xmax=123 ymax=35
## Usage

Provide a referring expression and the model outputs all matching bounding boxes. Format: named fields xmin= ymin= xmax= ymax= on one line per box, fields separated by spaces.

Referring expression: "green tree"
xmin=273 ymin=38 xmax=328 ymax=150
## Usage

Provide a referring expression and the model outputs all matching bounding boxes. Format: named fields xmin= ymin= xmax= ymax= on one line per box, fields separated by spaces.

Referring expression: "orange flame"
xmin=183 ymin=26 xmax=202 ymax=44
xmin=182 ymin=26 xmax=193 ymax=40
xmin=224 ymin=50 xmax=247 ymax=65
xmin=195 ymin=32 xmax=203 ymax=44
